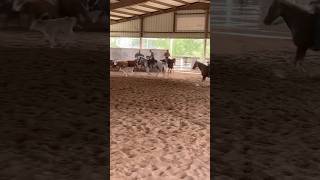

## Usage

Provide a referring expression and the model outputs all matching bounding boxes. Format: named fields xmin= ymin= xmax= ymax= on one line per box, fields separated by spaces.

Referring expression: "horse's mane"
xmin=195 ymin=61 xmax=208 ymax=67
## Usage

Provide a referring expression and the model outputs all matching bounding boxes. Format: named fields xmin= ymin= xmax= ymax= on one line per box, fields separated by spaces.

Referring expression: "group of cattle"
xmin=110 ymin=55 xmax=176 ymax=77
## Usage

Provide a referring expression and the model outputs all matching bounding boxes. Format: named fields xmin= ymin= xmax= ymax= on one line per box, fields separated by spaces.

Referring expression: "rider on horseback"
xmin=148 ymin=49 xmax=157 ymax=67
xmin=135 ymin=50 xmax=144 ymax=60
xmin=162 ymin=50 xmax=171 ymax=64
xmin=164 ymin=50 xmax=170 ymax=59
xmin=134 ymin=50 xmax=144 ymax=70
xmin=310 ymin=0 xmax=320 ymax=50
xmin=149 ymin=49 xmax=155 ymax=60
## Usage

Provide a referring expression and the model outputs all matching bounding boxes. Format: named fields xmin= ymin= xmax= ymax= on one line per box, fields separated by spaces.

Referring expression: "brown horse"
xmin=192 ymin=61 xmax=210 ymax=81
xmin=161 ymin=58 xmax=176 ymax=73
xmin=264 ymin=0 xmax=317 ymax=72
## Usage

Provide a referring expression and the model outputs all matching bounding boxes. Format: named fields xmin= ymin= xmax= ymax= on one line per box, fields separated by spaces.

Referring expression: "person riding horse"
xmin=147 ymin=49 xmax=157 ymax=68
xmin=135 ymin=50 xmax=143 ymax=59
xmin=134 ymin=50 xmax=145 ymax=71
xmin=161 ymin=50 xmax=171 ymax=63
xmin=310 ymin=0 xmax=320 ymax=50
xmin=164 ymin=50 xmax=170 ymax=59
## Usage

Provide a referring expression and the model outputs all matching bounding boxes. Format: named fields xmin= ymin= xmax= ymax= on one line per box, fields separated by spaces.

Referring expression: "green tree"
xmin=206 ymin=39 xmax=210 ymax=59
xmin=110 ymin=38 xmax=119 ymax=48
xmin=143 ymin=38 xmax=170 ymax=49
xmin=172 ymin=39 xmax=204 ymax=57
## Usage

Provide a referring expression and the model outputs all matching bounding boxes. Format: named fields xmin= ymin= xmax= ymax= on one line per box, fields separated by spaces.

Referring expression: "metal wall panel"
xmin=110 ymin=9 xmax=211 ymax=38
xmin=110 ymin=32 xmax=140 ymax=37
xmin=208 ymin=15 xmax=210 ymax=32
xmin=143 ymin=32 xmax=210 ymax=39
xmin=176 ymin=9 xmax=206 ymax=14
xmin=110 ymin=19 xmax=140 ymax=32
xmin=143 ymin=13 xmax=174 ymax=32
xmin=176 ymin=14 xmax=206 ymax=32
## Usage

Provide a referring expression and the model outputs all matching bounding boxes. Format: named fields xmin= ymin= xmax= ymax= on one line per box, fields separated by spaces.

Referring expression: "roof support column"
xmin=204 ymin=8 xmax=209 ymax=59
xmin=140 ymin=17 xmax=144 ymax=50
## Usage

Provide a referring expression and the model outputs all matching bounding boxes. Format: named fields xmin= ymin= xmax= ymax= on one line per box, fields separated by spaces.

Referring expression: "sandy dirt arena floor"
xmin=213 ymin=34 xmax=320 ymax=179
xmin=110 ymin=72 xmax=210 ymax=180
xmin=0 ymin=31 xmax=107 ymax=179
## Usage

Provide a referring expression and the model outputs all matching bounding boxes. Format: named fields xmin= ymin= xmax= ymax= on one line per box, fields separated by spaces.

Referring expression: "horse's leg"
xmin=146 ymin=66 xmax=150 ymax=75
xmin=120 ymin=68 xmax=128 ymax=77
xmin=162 ymin=67 xmax=166 ymax=77
xmin=294 ymin=47 xmax=307 ymax=73
xmin=155 ymin=66 xmax=160 ymax=77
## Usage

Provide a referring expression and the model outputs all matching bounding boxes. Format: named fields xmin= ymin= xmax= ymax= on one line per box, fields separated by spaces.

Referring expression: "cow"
xmin=112 ymin=60 xmax=136 ymax=77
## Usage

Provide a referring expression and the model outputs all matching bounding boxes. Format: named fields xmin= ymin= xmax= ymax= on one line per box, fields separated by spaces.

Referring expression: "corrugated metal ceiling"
xmin=110 ymin=0 xmax=210 ymax=24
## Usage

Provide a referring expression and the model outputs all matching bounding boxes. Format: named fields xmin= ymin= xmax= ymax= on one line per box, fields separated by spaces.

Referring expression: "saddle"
xmin=135 ymin=54 xmax=144 ymax=60
xmin=160 ymin=59 xmax=167 ymax=63
xmin=147 ymin=56 xmax=157 ymax=67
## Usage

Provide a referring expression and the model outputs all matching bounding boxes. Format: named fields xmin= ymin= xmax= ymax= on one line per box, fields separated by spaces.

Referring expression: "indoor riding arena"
xmin=0 ymin=0 xmax=106 ymax=179
xmin=213 ymin=0 xmax=320 ymax=179
xmin=110 ymin=0 xmax=210 ymax=179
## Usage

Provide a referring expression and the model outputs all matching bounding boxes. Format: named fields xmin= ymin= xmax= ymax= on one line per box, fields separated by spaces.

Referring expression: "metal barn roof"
xmin=110 ymin=0 xmax=210 ymax=24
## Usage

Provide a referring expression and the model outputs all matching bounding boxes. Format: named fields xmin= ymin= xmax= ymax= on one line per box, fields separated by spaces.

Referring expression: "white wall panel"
xmin=110 ymin=32 xmax=140 ymax=37
xmin=176 ymin=14 xmax=206 ymax=32
xmin=110 ymin=19 xmax=140 ymax=32
xmin=110 ymin=9 xmax=211 ymax=38
xmin=144 ymin=13 xmax=174 ymax=32
xmin=143 ymin=32 xmax=209 ymax=39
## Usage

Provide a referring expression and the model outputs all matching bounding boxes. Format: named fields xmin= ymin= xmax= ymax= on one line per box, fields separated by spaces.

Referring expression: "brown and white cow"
xmin=112 ymin=60 xmax=136 ymax=77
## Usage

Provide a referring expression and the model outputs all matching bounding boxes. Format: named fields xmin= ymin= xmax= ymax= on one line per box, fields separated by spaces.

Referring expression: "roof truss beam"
xmin=111 ymin=2 xmax=210 ymax=25
xmin=111 ymin=0 xmax=150 ymax=10
xmin=171 ymin=0 xmax=188 ymax=4
xmin=138 ymin=4 xmax=163 ymax=11
xmin=125 ymin=7 xmax=150 ymax=13
xmin=111 ymin=9 xmax=137 ymax=16
xmin=149 ymin=0 xmax=175 ymax=8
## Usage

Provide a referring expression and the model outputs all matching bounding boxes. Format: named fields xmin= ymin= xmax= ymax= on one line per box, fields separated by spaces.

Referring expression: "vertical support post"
xmin=204 ymin=8 xmax=209 ymax=59
xmin=140 ymin=17 xmax=144 ymax=50
xmin=170 ymin=39 xmax=174 ymax=56
xmin=226 ymin=0 xmax=232 ymax=25
xmin=173 ymin=11 xmax=176 ymax=33
xmin=172 ymin=12 xmax=177 ymax=57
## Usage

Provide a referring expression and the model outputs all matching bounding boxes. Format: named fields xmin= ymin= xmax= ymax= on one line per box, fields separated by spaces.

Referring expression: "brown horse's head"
xmin=264 ymin=0 xmax=283 ymax=25
xmin=192 ymin=60 xmax=198 ymax=70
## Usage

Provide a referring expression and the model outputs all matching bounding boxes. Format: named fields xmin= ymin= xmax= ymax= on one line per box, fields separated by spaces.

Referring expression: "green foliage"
xmin=111 ymin=37 xmax=209 ymax=58
xmin=110 ymin=38 xmax=119 ymax=48
xmin=206 ymin=39 xmax=210 ymax=58
xmin=110 ymin=37 xmax=140 ymax=48
xmin=172 ymin=39 xmax=204 ymax=57
xmin=143 ymin=38 xmax=170 ymax=49
xmin=130 ymin=38 xmax=140 ymax=48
